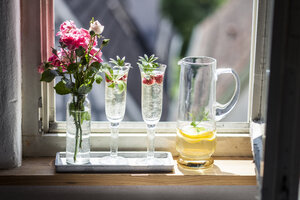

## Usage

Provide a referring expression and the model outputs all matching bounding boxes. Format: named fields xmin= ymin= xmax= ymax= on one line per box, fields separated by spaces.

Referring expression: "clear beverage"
xmin=141 ymin=72 xmax=163 ymax=124
xmin=177 ymin=56 xmax=240 ymax=169
xmin=66 ymin=110 xmax=91 ymax=164
xmin=138 ymin=62 xmax=166 ymax=162
xmin=101 ymin=63 xmax=130 ymax=165
xmin=105 ymin=83 xmax=126 ymax=123
xmin=176 ymin=125 xmax=216 ymax=168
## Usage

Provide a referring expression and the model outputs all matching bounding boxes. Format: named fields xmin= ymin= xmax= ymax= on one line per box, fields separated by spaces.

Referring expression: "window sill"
xmin=0 ymin=157 xmax=256 ymax=186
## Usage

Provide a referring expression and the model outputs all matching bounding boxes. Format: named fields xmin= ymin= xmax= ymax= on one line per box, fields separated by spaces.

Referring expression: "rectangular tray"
xmin=55 ymin=151 xmax=174 ymax=173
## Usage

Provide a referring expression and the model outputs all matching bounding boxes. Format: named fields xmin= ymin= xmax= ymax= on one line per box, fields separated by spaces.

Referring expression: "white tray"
xmin=55 ymin=151 xmax=174 ymax=173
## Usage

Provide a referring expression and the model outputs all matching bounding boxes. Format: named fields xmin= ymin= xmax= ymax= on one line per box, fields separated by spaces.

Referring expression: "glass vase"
xmin=66 ymin=94 xmax=91 ymax=164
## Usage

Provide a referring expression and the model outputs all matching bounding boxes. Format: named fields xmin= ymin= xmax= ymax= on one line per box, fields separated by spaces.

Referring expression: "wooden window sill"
xmin=0 ymin=157 xmax=256 ymax=186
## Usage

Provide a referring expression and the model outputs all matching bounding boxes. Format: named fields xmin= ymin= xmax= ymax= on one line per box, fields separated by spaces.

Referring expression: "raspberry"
xmin=154 ymin=74 xmax=163 ymax=84
xmin=120 ymin=74 xmax=127 ymax=81
xmin=105 ymin=76 xmax=112 ymax=82
xmin=142 ymin=77 xmax=154 ymax=85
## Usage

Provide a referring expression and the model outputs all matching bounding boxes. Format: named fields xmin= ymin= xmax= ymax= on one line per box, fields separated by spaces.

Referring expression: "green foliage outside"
xmin=160 ymin=0 xmax=224 ymax=56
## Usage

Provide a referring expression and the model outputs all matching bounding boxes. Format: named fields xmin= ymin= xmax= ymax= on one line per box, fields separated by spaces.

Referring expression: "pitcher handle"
xmin=215 ymin=68 xmax=240 ymax=121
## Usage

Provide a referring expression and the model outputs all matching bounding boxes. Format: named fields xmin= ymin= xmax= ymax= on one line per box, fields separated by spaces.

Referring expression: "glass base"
xmin=100 ymin=155 xmax=128 ymax=165
xmin=177 ymin=156 xmax=214 ymax=169
xmin=66 ymin=154 xmax=90 ymax=165
xmin=137 ymin=157 xmax=163 ymax=165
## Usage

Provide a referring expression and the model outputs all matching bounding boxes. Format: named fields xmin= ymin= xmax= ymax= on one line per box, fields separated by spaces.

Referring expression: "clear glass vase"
xmin=66 ymin=94 xmax=91 ymax=165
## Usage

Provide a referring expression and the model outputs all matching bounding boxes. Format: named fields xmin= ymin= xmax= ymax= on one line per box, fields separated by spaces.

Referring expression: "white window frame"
xmin=22 ymin=0 xmax=265 ymax=157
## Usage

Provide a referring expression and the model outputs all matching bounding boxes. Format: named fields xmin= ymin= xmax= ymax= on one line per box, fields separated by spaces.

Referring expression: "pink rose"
xmin=56 ymin=20 xmax=76 ymax=36
xmin=90 ymin=48 xmax=103 ymax=63
xmin=48 ymin=53 xmax=61 ymax=67
xmin=38 ymin=63 xmax=44 ymax=74
xmin=59 ymin=28 xmax=92 ymax=50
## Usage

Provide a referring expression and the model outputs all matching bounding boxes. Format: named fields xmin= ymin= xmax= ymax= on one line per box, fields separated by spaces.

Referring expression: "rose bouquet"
xmin=39 ymin=18 xmax=109 ymax=163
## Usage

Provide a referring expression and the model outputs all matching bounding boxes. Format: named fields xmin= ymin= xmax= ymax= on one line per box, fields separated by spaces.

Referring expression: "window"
xmin=53 ymin=0 xmax=253 ymax=123
xmin=22 ymin=0 xmax=261 ymax=157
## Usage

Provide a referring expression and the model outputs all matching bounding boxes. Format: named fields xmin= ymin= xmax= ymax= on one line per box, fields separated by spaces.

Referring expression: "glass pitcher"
xmin=176 ymin=56 xmax=240 ymax=169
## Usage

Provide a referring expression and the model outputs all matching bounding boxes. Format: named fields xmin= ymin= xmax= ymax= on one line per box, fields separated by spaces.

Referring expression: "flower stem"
xmin=73 ymin=113 xmax=79 ymax=162
xmin=79 ymin=112 xmax=83 ymax=148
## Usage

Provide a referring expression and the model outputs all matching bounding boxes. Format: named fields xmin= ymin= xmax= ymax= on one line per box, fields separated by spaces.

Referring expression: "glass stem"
xmin=147 ymin=124 xmax=156 ymax=159
xmin=110 ymin=122 xmax=120 ymax=157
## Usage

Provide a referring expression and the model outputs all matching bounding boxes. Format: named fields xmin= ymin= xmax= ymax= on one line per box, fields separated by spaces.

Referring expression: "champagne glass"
xmin=101 ymin=58 xmax=130 ymax=164
xmin=138 ymin=55 xmax=167 ymax=163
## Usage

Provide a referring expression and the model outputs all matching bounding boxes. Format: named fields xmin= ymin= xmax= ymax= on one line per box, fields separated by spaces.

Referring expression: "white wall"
xmin=0 ymin=0 xmax=22 ymax=169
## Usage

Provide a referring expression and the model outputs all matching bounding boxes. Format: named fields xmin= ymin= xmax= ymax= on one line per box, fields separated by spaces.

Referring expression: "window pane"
xmin=54 ymin=0 xmax=252 ymax=122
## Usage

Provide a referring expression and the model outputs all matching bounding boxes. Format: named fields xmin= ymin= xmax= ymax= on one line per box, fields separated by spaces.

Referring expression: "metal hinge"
xmin=38 ymin=97 xmax=44 ymax=134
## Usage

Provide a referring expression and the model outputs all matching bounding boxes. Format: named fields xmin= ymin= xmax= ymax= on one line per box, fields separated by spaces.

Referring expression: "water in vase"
xmin=66 ymin=111 xmax=91 ymax=164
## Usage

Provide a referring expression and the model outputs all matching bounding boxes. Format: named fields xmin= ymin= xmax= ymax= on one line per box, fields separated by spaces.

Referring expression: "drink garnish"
xmin=189 ymin=110 xmax=209 ymax=132
xmin=103 ymin=56 xmax=128 ymax=92
xmin=137 ymin=54 xmax=164 ymax=85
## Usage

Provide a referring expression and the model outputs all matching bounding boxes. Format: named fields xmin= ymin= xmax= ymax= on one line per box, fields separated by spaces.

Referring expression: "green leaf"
xmin=80 ymin=112 xmax=91 ymax=124
xmin=80 ymin=56 xmax=88 ymax=65
xmin=100 ymin=39 xmax=110 ymax=49
xmin=78 ymin=84 xmax=92 ymax=94
xmin=108 ymin=82 xmax=115 ymax=88
xmin=75 ymin=46 xmax=85 ymax=57
xmin=137 ymin=54 xmax=159 ymax=74
xmin=118 ymin=81 xmax=126 ymax=92
xmin=109 ymin=56 xmax=126 ymax=66
xmin=86 ymin=69 xmax=94 ymax=78
xmin=95 ymin=74 xmax=103 ymax=84
xmin=196 ymin=127 xmax=206 ymax=133
xmin=69 ymin=102 xmax=76 ymax=112
xmin=40 ymin=70 xmax=57 ymax=82
xmin=62 ymin=78 xmax=74 ymax=90
xmin=67 ymin=63 xmax=78 ymax=73
xmin=54 ymin=81 xmax=72 ymax=95
xmin=90 ymin=17 xmax=95 ymax=24
xmin=59 ymin=41 xmax=67 ymax=48
xmin=90 ymin=62 xmax=101 ymax=71
xmin=191 ymin=121 xmax=197 ymax=127
xmin=52 ymin=48 xmax=58 ymax=57
xmin=105 ymin=73 xmax=112 ymax=81
xmin=89 ymin=30 xmax=95 ymax=37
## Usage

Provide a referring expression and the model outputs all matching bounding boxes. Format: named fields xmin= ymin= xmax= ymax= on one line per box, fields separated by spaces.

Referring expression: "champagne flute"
xmin=102 ymin=57 xmax=130 ymax=164
xmin=138 ymin=55 xmax=166 ymax=163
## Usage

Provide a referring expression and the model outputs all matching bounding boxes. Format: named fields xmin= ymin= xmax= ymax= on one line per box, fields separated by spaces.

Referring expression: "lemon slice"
xmin=178 ymin=125 xmax=216 ymax=143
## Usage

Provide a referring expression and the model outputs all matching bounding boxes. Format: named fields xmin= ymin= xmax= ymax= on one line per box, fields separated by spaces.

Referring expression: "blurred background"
xmin=54 ymin=0 xmax=252 ymax=122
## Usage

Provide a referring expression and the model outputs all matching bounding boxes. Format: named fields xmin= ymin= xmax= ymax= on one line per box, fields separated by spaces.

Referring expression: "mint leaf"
xmin=191 ymin=121 xmax=197 ymax=127
xmin=108 ymin=82 xmax=115 ymax=88
xmin=109 ymin=56 xmax=126 ymax=66
xmin=137 ymin=54 xmax=159 ymax=74
xmin=118 ymin=81 xmax=126 ymax=92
